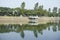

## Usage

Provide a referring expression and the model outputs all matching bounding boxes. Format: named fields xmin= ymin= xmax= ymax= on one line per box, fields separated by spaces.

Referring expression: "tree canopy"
xmin=0 ymin=2 xmax=60 ymax=17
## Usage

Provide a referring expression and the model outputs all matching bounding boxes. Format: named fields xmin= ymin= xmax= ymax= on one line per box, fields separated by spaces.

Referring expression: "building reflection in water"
xmin=0 ymin=22 xmax=60 ymax=38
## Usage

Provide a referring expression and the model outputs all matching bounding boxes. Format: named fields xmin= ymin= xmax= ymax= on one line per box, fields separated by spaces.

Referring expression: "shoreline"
xmin=0 ymin=16 xmax=60 ymax=25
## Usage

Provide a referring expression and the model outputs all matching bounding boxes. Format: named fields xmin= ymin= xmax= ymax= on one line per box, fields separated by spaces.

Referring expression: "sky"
xmin=0 ymin=0 xmax=60 ymax=10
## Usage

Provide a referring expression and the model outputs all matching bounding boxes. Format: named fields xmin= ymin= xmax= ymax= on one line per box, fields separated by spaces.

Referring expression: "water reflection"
xmin=0 ymin=22 xmax=60 ymax=38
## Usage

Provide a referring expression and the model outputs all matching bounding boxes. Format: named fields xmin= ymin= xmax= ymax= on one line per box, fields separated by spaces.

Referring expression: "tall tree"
xmin=48 ymin=8 xmax=51 ymax=13
xmin=48 ymin=8 xmax=51 ymax=16
xmin=21 ymin=2 xmax=25 ymax=15
xmin=58 ymin=8 xmax=60 ymax=16
xmin=38 ymin=5 xmax=43 ymax=16
xmin=34 ymin=2 xmax=38 ymax=10
xmin=52 ymin=7 xmax=57 ymax=16
xmin=21 ymin=2 xmax=25 ymax=9
xmin=39 ymin=5 xmax=43 ymax=10
xmin=43 ymin=9 xmax=48 ymax=16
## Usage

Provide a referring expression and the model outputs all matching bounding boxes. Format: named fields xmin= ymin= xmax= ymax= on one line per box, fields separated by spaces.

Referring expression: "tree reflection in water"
xmin=0 ymin=23 xmax=60 ymax=38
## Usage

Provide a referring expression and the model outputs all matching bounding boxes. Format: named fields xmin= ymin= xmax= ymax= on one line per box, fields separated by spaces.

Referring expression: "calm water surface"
xmin=0 ymin=23 xmax=60 ymax=40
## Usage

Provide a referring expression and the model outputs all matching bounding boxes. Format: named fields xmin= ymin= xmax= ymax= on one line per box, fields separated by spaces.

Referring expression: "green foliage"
xmin=0 ymin=2 xmax=60 ymax=16
xmin=58 ymin=8 xmax=60 ymax=16
xmin=34 ymin=2 xmax=38 ymax=10
xmin=52 ymin=7 xmax=57 ymax=17
xmin=21 ymin=2 xmax=25 ymax=9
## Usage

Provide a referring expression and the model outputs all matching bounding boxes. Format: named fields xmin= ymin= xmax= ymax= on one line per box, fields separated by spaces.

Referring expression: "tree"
xmin=34 ymin=2 xmax=38 ymax=10
xmin=21 ymin=2 xmax=25 ymax=9
xmin=37 ymin=5 xmax=44 ymax=16
xmin=58 ymin=8 xmax=60 ymax=16
xmin=39 ymin=5 xmax=43 ymax=10
xmin=14 ymin=8 xmax=21 ymax=16
xmin=43 ymin=9 xmax=48 ymax=16
xmin=20 ymin=2 xmax=26 ymax=15
xmin=0 ymin=7 xmax=12 ymax=16
xmin=48 ymin=8 xmax=51 ymax=16
xmin=21 ymin=31 xmax=24 ymax=38
xmin=34 ymin=30 xmax=38 ymax=38
xmin=52 ymin=7 xmax=57 ymax=17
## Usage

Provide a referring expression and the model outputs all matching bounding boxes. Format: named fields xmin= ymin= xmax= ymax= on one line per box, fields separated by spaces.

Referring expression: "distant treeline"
xmin=0 ymin=2 xmax=60 ymax=17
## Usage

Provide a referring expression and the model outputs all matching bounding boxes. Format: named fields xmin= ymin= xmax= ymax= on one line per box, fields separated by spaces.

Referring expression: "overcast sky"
xmin=0 ymin=0 xmax=60 ymax=9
